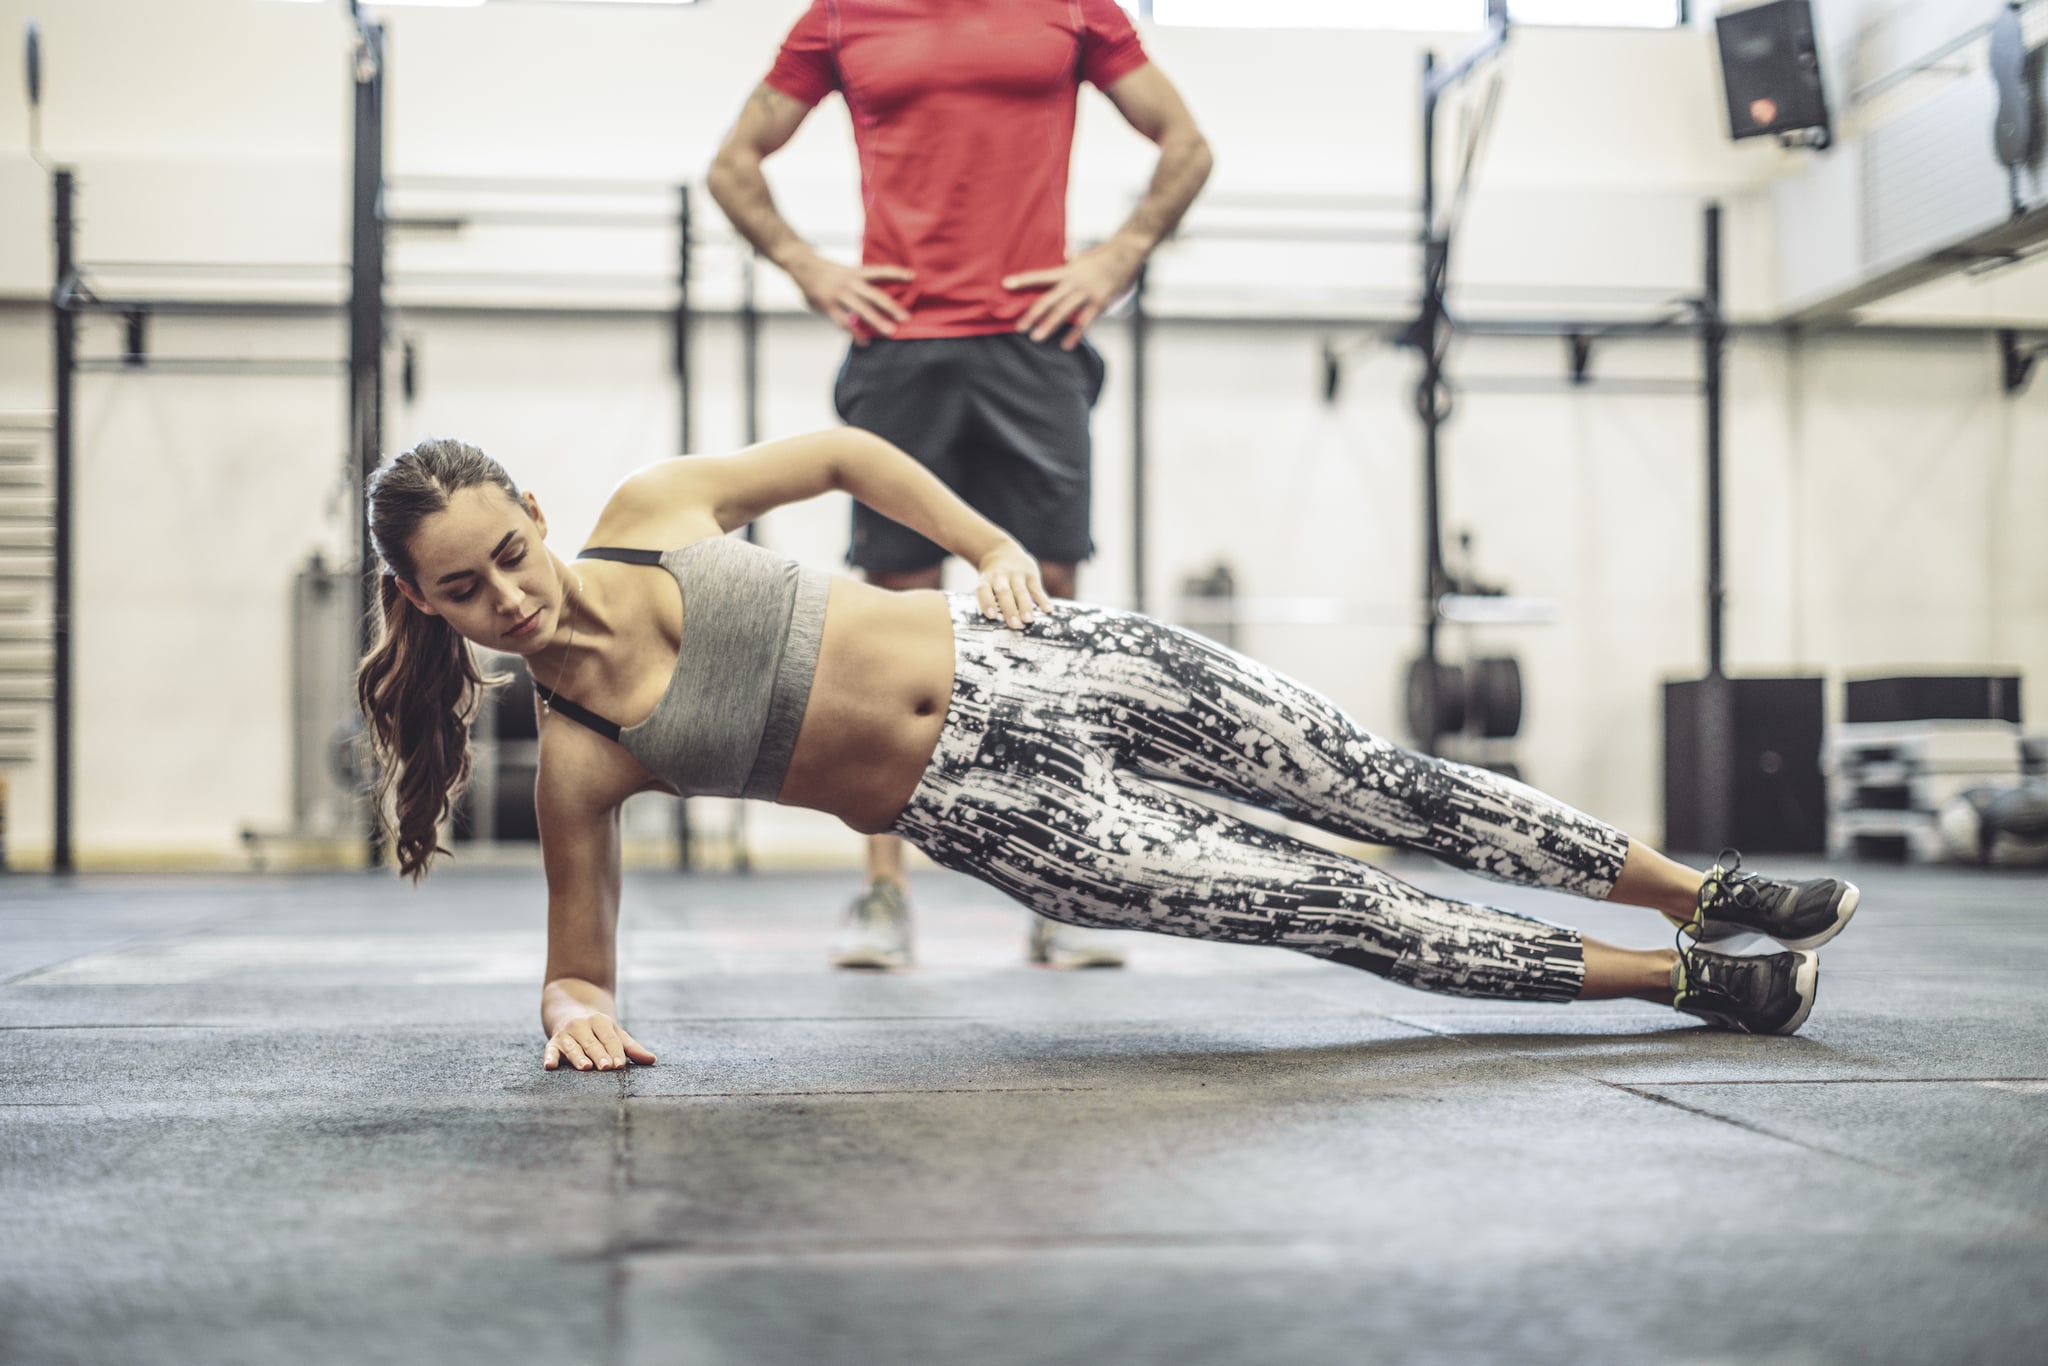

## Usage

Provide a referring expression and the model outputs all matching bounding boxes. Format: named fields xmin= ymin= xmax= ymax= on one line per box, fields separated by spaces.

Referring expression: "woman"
xmin=358 ymin=430 xmax=1859 ymax=1072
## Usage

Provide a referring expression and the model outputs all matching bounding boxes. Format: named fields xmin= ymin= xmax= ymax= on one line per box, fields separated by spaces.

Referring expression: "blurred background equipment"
xmin=1714 ymin=0 xmax=1834 ymax=148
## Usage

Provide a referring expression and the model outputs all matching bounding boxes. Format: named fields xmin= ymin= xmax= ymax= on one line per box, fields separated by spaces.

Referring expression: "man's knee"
xmin=1039 ymin=561 xmax=1077 ymax=600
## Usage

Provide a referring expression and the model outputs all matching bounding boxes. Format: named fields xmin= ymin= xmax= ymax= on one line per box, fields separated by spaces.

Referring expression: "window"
xmin=1119 ymin=2 xmax=1684 ymax=30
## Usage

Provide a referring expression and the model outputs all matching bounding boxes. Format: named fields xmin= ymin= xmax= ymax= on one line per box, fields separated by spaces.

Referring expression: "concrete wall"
xmin=0 ymin=0 xmax=2040 ymax=867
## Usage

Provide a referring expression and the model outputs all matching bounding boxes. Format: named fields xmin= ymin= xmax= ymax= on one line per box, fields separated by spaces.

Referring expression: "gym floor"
xmin=4 ymin=858 xmax=2044 ymax=1366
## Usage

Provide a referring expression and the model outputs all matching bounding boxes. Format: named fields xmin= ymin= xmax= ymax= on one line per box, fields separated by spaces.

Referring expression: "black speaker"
xmin=1843 ymin=674 xmax=2021 ymax=725
xmin=1664 ymin=675 xmax=1827 ymax=855
xmin=1714 ymin=1 xmax=1832 ymax=144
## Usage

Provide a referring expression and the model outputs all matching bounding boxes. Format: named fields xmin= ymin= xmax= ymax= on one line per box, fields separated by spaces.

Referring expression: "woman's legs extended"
xmin=889 ymin=710 xmax=1595 ymax=1003
xmin=943 ymin=601 xmax=1635 ymax=898
xmin=895 ymin=601 xmax=1841 ymax=1030
xmin=919 ymin=602 xmax=1735 ymax=918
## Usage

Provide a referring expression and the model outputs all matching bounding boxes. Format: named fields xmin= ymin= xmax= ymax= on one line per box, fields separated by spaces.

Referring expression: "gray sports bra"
xmin=535 ymin=536 xmax=830 ymax=801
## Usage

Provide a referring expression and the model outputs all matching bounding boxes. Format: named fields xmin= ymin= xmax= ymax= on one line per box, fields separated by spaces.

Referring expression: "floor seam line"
xmin=1594 ymin=1079 xmax=2048 ymax=1231
xmin=588 ymin=1232 xmax=1317 ymax=1262
xmin=626 ymin=1085 xmax=1118 ymax=1099
xmin=602 ymin=1079 xmax=631 ymax=1366
xmin=1384 ymin=1011 xmax=2048 ymax=1224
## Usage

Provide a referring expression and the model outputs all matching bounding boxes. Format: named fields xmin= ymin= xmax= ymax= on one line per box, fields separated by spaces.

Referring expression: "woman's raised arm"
xmin=614 ymin=428 xmax=1050 ymax=623
xmin=621 ymin=429 xmax=1012 ymax=563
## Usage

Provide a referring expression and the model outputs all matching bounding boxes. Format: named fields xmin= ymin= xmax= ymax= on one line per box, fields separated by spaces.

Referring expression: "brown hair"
xmin=356 ymin=438 xmax=521 ymax=880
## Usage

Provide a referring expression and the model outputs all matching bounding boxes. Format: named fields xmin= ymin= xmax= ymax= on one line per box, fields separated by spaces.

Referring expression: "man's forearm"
xmin=707 ymin=150 xmax=817 ymax=276
xmin=1109 ymin=131 xmax=1214 ymax=262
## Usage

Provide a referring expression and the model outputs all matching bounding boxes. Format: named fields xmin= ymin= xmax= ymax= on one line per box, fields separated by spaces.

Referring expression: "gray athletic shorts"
xmin=833 ymin=332 xmax=1106 ymax=575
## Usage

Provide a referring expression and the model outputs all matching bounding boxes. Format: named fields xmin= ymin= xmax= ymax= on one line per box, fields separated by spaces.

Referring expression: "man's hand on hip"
xmin=789 ymin=252 xmax=914 ymax=342
xmin=1003 ymin=239 xmax=1144 ymax=350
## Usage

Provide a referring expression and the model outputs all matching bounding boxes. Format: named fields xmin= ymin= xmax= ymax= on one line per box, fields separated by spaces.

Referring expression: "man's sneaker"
xmin=1026 ymin=915 xmax=1127 ymax=970
xmin=1672 ymin=945 xmax=1819 ymax=1035
xmin=830 ymin=880 xmax=913 ymax=970
xmin=1677 ymin=849 xmax=1860 ymax=951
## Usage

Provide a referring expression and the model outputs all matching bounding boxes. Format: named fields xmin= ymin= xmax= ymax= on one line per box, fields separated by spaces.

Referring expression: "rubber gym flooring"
xmin=3 ymin=856 xmax=2045 ymax=1366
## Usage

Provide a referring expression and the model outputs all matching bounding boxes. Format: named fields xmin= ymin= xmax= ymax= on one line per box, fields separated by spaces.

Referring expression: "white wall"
xmin=0 ymin=0 xmax=2041 ymax=866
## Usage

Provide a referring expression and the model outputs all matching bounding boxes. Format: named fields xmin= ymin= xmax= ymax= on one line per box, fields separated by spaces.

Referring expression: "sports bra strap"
xmin=543 ymin=545 xmax=665 ymax=740
xmin=577 ymin=546 xmax=664 ymax=565
xmin=533 ymin=684 xmax=623 ymax=742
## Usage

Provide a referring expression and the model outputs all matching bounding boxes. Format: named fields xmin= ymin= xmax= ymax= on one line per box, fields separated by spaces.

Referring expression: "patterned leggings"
xmin=887 ymin=597 xmax=1633 ymax=1003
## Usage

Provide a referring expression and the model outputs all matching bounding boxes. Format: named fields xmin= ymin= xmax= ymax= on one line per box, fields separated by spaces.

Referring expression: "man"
xmin=709 ymin=0 xmax=1212 ymax=971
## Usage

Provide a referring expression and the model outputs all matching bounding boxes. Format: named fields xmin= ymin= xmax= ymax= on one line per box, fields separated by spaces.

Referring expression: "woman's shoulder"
xmin=586 ymin=458 xmax=725 ymax=553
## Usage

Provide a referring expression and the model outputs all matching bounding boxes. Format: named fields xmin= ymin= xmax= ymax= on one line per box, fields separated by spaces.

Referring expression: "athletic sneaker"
xmin=1672 ymin=944 xmax=1819 ymax=1035
xmin=1678 ymin=848 xmax=1860 ymax=951
xmin=1026 ymin=914 xmax=1127 ymax=970
xmin=830 ymin=880 xmax=913 ymax=971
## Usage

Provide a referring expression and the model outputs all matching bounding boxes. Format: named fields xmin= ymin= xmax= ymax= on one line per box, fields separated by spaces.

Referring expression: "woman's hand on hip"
xmin=976 ymin=544 xmax=1050 ymax=629
xmin=544 ymin=1013 xmax=657 ymax=1072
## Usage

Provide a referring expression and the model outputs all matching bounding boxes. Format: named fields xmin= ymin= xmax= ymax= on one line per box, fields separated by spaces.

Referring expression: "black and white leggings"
xmin=887 ymin=597 xmax=1632 ymax=1003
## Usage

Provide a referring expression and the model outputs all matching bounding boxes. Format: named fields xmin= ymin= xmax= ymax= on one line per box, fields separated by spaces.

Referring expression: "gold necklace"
xmin=540 ymin=571 xmax=584 ymax=716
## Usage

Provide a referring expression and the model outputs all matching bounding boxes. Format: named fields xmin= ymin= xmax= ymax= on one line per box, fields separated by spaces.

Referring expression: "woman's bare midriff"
xmin=773 ymin=579 xmax=957 ymax=834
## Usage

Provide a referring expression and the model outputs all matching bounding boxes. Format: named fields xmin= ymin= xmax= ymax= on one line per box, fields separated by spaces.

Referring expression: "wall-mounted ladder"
xmin=0 ymin=411 xmax=54 ymax=865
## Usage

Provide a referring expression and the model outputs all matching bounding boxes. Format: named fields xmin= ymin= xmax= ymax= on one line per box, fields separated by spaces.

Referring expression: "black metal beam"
xmin=1694 ymin=201 xmax=1734 ymax=854
xmin=76 ymin=358 xmax=345 ymax=376
xmin=5 ymin=291 xmax=2032 ymax=344
xmin=1409 ymin=5 xmax=1510 ymax=757
xmin=64 ymin=296 xmax=343 ymax=319
xmin=1703 ymin=202 xmax=1725 ymax=679
xmin=733 ymin=248 xmax=759 ymax=874
xmin=676 ymin=184 xmax=694 ymax=456
xmin=348 ymin=8 xmax=386 ymax=868
xmin=50 ymin=167 xmax=75 ymax=875
xmin=1131 ymin=262 xmax=1149 ymax=615
xmin=674 ymin=183 xmax=694 ymax=873
xmin=741 ymin=250 xmax=759 ymax=452
xmin=1416 ymin=51 xmax=1446 ymax=755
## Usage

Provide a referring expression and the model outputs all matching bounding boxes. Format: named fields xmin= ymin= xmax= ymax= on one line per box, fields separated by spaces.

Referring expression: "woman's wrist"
xmin=974 ymin=535 xmax=1027 ymax=571
xmin=541 ymin=977 xmax=617 ymax=1033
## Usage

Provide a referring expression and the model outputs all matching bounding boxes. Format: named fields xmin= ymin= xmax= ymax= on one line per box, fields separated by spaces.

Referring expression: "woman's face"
xmin=395 ymin=486 xmax=563 ymax=656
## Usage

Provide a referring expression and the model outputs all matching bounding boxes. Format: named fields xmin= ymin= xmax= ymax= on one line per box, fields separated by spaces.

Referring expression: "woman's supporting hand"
xmin=543 ymin=1012 xmax=657 ymax=1072
xmin=976 ymin=542 xmax=1051 ymax=629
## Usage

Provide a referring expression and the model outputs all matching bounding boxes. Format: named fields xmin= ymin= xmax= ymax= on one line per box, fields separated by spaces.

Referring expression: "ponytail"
xmin=356 ymin=437 xmax=523 ymax=881
xmin=355 ymin=576 xmax=500 ymax=881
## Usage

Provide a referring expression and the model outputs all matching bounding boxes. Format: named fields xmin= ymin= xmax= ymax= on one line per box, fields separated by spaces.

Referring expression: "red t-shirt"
xmin=764 ymin=0 xmax=1150 ymax=339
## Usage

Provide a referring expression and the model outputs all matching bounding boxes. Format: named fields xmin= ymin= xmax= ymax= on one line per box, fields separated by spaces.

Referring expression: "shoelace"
xmin=1675 ymin=849 xmax=1745 ymax=1004
xmin=1684 ymin=848 xmax=1771 ymax=937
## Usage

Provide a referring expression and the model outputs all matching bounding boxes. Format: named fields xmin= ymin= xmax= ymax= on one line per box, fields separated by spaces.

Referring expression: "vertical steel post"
xmin=731 ymin=249 xmax=760 ymax=872
xmin=1703 ymin=201 xmax=1725 ymax=679
xmin=1696 ymin=200 xmax=1732 ymax=852
xmin=1130 ymin=261 xmax=1148 ymax=615
xmin=676 ymin=185 xmax=693 ymax=457
xmin=348 ymin=12 xmax=386 ymax=867
xmin=1416 ymin=52 xmax=1444 ymax=756
xmin=741 ymin=248 xmax=760 ymax=453
xmin=674 ymin=184 xmax=695 ymax=871
xmin=51 ymin=168 xmax=76 ymax=874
